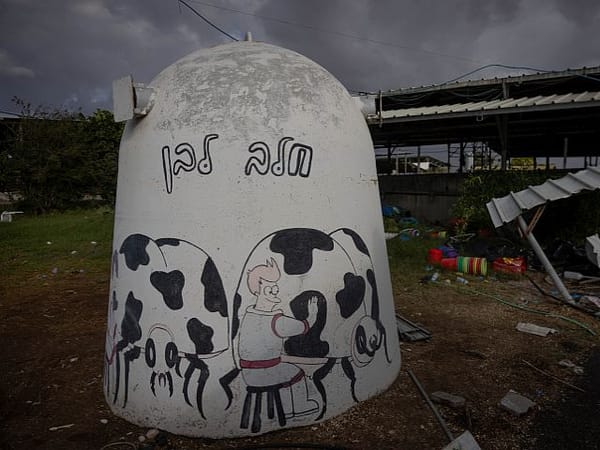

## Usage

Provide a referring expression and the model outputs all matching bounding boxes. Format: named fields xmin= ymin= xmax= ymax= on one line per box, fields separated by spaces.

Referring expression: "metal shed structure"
xmin=485 ymin=166 xmax=600 ymax=303
xmin=362 ymin=66 xmax=600 ymax=170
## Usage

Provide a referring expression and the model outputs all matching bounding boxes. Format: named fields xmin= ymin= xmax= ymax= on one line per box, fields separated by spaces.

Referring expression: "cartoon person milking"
xmin=237 ymin=257 xmax=319 ymax=418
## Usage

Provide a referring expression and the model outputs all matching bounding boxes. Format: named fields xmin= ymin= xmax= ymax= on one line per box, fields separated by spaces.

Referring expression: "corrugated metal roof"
xmin=586 ymin=234 xmax=600 ymax=267
xmin=585 ymin=233 xmax=600 ymax=267
xmin=370 ymin=91 xmax=600 ymax=124
xmin=382 ymin=66 xmax=600 ymax=97
xmin=486 ymin=166 xmax=600 ymax=228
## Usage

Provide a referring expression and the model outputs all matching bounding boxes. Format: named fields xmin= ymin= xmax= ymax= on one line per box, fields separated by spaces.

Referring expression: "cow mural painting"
xmin=106 ymin=40 xmax=400 ymax=438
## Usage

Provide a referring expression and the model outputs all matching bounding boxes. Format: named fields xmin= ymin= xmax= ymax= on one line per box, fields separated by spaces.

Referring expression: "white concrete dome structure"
xmin=105 ymin=40 xmax=400 ymax=438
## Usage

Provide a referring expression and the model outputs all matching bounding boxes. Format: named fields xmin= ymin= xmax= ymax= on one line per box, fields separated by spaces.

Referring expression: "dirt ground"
xmin=1 ymin=268 xmax=599 ymax=450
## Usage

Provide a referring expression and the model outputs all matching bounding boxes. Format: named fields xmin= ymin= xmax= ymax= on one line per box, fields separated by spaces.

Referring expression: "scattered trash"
xmin=563 ymin=270 xmax=600 ymax=283
xmin=456 ymin=276 xmax=469 ymax=285
xmin=441 ymin=257 xmax=458 ymax=271
xmin=522 ymin=359 xmax=585 ymax=393
xmin=51 ymin=267 xmax=58 ymax=274
xmin=427 ymin=248 xmax=443 ymax=265
xmin=384 ymin=232 xmax=399 ymax=240
xmin=100 ymin=419 xmax=108 ymax=424
xmin=49 ymin=423 xmax=75 ymax=431
xmin=430 ymin=391 xmax=466 ymax=409
xmin=439 ymin=245 xmax=459 ymax=258
xmin=70 ymin=250 xmax=78 ymax=255
xmin=585 ymin=233 xmax=600 ymax=268
xmin=46 ymin=241 xmax=52 ymax=245
xmin=397 ymin=216 xmax=418 ymax=226
xmin=420 ymin=272 xmax=439 ymax=283
xmin=382 ymin=205 xmax=402 ymax=217
xmin=457 ymin=256 xmax=487 ymax=276
xmin=138 ymin=435 xmax=146 ymax=443
xmin=399 ymin=228 xmax=420 ymax=240
xmin=90 ymin=241 xmax=98 ymax=245
xmin=492 ymin=256 xmax=527 ymax=275
xmin=396 ymin=314 xmax=432 ymax=342
xmin=428 ymin=230 xmax=447 ymax=239
xmin=145 ymin=429 xmax=160 ymax=440
xmin=579 ymin=295 xmax=600 ymax=313
xmin=558 ymin=359 xmax=585 ymax=375
xmin=69 ymin=357 xmax=78 ymax=363
xmin=516 ymin=322 xmax=558 ymax=337
xmin=499 ymin=390 xmax=536 ymax=416
xmin=0 ymin=210 xmax=24 ymax=222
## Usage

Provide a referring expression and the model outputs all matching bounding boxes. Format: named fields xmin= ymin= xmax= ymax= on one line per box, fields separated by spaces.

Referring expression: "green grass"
xmin=0 ymin=208 xmax=441 ymax=291
xmin=385 ymin=231 xmax=446 ymax=292
xmin=0 ymin=207 xmax=114 ymax=282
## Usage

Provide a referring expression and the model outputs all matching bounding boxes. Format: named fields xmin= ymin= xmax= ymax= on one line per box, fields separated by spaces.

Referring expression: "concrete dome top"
xmin=146 ymin=41 xmax=355 ymax=140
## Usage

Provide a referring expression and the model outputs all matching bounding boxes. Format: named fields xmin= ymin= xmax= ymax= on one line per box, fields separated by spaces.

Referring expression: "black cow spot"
xmin=121 ymin=292 xmax=143 ymax=344
xmin=156 ymin=238 xmax=181 ymax=247
xmin=111 ymin=291 xmax=118 ymax=310
xmin=112 ymin=250 xmax=119 ymax=278
xmin=231 ymin=293 xmax=242 ymax=340
xmin=366 ymin=269 xmax=380 ymax=320
xmin=336 ymin=273 xmax=365 ymax=318
xmin=119 ymin=234 xmax=152 ymax=271
xmin=270 ymin=229 xmax=334 ymax=275
xmin=187 ymin=318 xmax=214 ymax=355
xmin=201 ymin=258 xmax=228 ymax=317
xmin=150 ymin=270 xmax=185 ymax=310
xmin=285 ymin=291 xmax=329 ymax=358
xmin=340 ymin=228 xmax=370 ymax=256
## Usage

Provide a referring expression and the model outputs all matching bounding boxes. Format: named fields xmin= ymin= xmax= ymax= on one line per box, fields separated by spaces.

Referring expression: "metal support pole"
xmin=516 ymin=215 xmax=572 ymax=303
xmin=447 ymin=142 xmax=451 ymax=173
xmin=417 ymin=145 xmax=421 ymax=174
xmin=387 ymin=142 xmax=391 ymax=166
xmin=407 ymin=370 xmax=454 ymax=442
xmin=496 ymin=116 xmax=509 ymax=171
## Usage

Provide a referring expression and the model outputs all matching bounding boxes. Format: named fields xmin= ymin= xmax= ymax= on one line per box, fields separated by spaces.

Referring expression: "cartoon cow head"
xmin=105 ymin=234 xmax=229 ymax=417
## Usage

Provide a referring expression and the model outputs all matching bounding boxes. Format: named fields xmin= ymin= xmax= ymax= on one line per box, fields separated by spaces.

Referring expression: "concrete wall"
xmin=378 ymin=173 xmax=467 ymax=224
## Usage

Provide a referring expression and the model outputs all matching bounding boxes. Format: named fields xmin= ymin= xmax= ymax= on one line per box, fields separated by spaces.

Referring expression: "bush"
xmin=452 ymin=170 xmax=600 ymax=242
xmin=1 ymin=99 xmax=123 ymax=213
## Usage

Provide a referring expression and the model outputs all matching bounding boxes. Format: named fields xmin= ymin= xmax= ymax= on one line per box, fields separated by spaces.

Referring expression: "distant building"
xmin=376 ymin=154 xmax=449 ymax=174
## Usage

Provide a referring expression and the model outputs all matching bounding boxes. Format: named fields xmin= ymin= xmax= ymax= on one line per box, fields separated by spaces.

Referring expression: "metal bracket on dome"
xmin=112 ymin=75 xmax=156 ymax=122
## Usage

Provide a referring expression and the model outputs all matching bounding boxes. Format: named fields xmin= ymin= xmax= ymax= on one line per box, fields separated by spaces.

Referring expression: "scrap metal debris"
xmin=396 ymin=314 xmax=432 ymax=342
xmin=586 ymin=234 xmax=600 ymax=268
xmin=522 ymin=359 xmax=586 ymax=393
xmin=408 ymin=370 xmax=481 ymax=450
xmin=516 ymin=322 xmax=558 ymax=337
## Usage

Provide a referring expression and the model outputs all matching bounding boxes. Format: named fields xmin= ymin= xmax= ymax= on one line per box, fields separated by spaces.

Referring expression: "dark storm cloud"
xmin=0 ymin=0 xmax=598 ymax=114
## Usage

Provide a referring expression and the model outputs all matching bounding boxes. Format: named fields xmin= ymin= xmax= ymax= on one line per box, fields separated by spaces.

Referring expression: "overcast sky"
xmin=1 ymin=0 xmax=599 ymax=115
